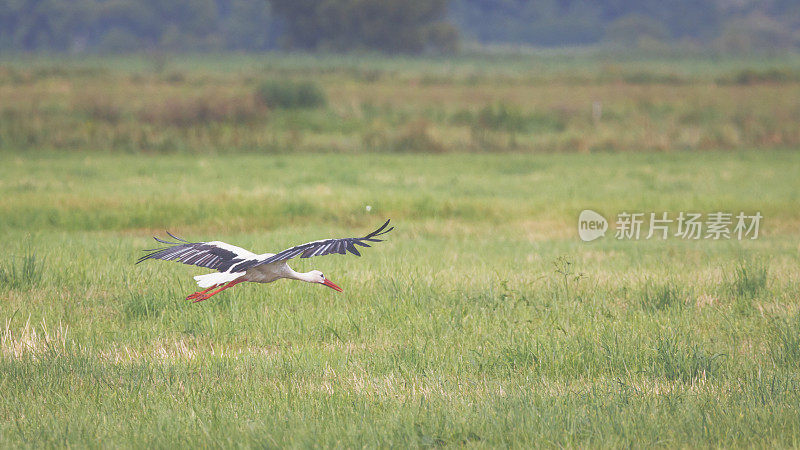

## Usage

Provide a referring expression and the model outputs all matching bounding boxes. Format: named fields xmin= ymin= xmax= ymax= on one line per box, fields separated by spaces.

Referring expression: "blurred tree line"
xmin=450 ymin=0 xmax=800 ymax=51
xmin=0 ymin=0 xmax=281 ymax=51
xmin=270 ymin=0 xmax=457 ymax=52
xmin=0 ymin=0 xmax=454 ymax=52
xmin=0 ymin=0 xmax=798 ymax=53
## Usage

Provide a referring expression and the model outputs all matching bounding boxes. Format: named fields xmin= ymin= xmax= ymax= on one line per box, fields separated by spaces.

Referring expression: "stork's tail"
xmin=194 ymin=272 xmax=245 ymax=288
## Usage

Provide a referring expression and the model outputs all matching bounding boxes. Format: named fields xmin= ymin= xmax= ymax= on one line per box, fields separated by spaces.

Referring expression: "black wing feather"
xmin=346 ymin=242 xmax=361 ymax=256
xmin=136 ymin=233 xmax=254 ymax=272
xmin=229 ymin=219 xmax=393 ymax=272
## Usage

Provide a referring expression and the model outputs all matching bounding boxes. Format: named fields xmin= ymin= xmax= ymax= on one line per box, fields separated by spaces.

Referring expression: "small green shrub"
xmin=453 ymin=103 xmax=565 ymax=135
xmin=716 ymin=69 xmax=800 ymax=85
xmin=477 ymin=103 xmax=527 ymax=133
xmin=0 ymin=245 xmax=44 ymax=290
xmin=728 ymin=259 xmax=768 ymax=299
xmin=552 ymin=256 xmax=585 ymax=301
xmin=639 ymin=280 xmax=684 ymax=312
xmin=769 ymin=313 xmax=800 ymax=367
xmin=724 ymin=259 xmax=768 ymax=315
xmin=621 ymin=71 xmax=686 ymax=85
xmin=121 ymin=290 xmax=179 ymax=320
xmin=651 ymin=334 xmax=724 ymax=383
xmin=138 ymin=94 xmax=266 ymax=126
xmin=162 ymin=71 xmax=186 ymax=83
xmin=391 ymin=119 xmax=444 ymax=153
xmin=256 ymin=80 xmax=327 ymax=109
xmin=74 ymin=94 xmax=123 ymax=123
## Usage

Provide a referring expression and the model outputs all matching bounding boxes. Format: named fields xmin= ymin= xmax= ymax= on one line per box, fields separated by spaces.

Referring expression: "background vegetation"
xmin=2 ymin=53 xmax=800 ymax=155
xmin=1 ymin=0 xmax=799 ymax=53
xmin=452 ymin=0 xmax=800 ymax=51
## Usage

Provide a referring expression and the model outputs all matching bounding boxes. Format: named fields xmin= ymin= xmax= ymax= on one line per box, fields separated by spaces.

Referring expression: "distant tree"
xmin=716 ymin=13 xmax=797 ymax=53
xmin=0 ymin=0 xmax=93 ymax=50
xmin=604 ymin=14 xmax=669 ymax=47
xmin=449 ymin=0 xmax=605 ymax=46
xmin=425 ymin=21 xmax=460 ymax=53
xmin=449 ymin=0 xmax=722 ymax=46
xmin=221 ymin=0 xmax=280 ymax=50
xmin=162 ymin=0 xmax=218 ymax=38
xmin=94 ymin=0 xmax=160 ymax=47
xmin=269 ymin=0 xmax=458 ymax=53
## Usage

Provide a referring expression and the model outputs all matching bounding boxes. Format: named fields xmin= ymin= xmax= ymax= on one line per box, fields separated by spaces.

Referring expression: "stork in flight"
xmin=137 ymin=220 xmax=393 ymax=302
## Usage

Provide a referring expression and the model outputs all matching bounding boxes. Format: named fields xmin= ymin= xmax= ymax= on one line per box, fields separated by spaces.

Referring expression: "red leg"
xmin=187 ymin=284 xmax=218 ymax=300
xmin=192 ymin=278 xmax=245 ymax=303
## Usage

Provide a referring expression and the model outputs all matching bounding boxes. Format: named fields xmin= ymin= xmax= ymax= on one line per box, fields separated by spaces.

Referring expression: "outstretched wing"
xmin=136 ymin=232 xmax=259 ymax=272
xmin=231 ymin=219 xmax=393 ymax=272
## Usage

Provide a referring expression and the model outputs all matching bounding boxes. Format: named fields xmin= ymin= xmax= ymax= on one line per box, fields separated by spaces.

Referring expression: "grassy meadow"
xmin=2 ymin=53 xmax=800 ymax=155
xmin=1 ymin=54 xmax=800 ymax=447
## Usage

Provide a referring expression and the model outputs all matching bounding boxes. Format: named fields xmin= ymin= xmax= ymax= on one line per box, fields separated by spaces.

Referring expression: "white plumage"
xmin=194 ymin=271 xmax=246 ymax=288
xmin=137 ymin=220 xmax=393 ymax=302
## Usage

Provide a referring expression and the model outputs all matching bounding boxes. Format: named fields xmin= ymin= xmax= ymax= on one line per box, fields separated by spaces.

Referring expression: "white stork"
xmin=137 ymin=220 xmax=393 ymax=302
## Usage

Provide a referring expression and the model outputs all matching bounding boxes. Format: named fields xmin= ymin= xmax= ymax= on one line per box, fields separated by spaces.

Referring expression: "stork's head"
xmin=310 ymin=270 xmax=343 ymax=292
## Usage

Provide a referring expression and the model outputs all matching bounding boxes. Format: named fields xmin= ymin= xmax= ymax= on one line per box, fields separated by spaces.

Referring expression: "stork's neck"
xmin=286 ymin=267 xmax=318 ymax=283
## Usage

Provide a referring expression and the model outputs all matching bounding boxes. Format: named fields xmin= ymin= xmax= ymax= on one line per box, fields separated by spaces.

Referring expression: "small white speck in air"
xmin=365 ymin=205 xmax=372 ymax=212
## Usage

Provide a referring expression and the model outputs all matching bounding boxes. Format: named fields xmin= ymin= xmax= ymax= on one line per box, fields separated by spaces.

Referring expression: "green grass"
xmin=1 ymin=149 xmax=799 ymax=447
xmin=0 ymin=240 xmax=45 ymax=291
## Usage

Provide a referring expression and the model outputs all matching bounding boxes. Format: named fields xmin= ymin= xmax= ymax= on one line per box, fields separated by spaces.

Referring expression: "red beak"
xmin=322 ymin=278 xmax=343 ymax=292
